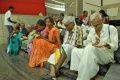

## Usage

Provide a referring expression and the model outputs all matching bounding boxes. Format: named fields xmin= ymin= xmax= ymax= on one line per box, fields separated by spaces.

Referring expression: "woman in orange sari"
xmin=28 ymin=17 xmax=60 ymax=68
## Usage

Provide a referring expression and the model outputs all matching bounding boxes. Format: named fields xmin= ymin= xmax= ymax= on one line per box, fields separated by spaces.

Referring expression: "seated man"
xmin=21 ymin=24 xmax=36 ymax=51
xmin=70 ymin=13 xmax=118 ymax=80
xmin=42 ymin=16 xmax=83 ymax=80
xmin=57 ymin=16 xmax=65 ymax=44
xmin=20 ymin=23 xmax=28 ymax=36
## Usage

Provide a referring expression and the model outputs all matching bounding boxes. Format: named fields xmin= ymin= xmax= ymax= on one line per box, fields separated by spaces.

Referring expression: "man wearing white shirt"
xmin=4 ymin=6 xmax=16 ymax=43
xmin=57 ymin=17 xmax=65 ymax=43
xmin=70 ymin=13 xmax=118 ymax=80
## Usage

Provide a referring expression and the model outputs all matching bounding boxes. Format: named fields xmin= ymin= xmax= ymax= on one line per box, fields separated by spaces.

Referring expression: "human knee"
xmin=85 ymin=45 xmax=96 ymax=51
xmin=71 ymin=48 xmax=77 ymax=55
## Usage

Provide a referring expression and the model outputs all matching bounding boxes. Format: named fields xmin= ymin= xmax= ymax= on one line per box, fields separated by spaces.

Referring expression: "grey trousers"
xmin=6 ymin=25 xmax=13 ymax=43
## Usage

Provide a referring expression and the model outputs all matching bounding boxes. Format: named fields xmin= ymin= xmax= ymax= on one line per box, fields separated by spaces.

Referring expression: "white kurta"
xmin=57 ymin=22 xmax=65 ymax=33
xmin=70 ymin=24 xmax=118 ymax=80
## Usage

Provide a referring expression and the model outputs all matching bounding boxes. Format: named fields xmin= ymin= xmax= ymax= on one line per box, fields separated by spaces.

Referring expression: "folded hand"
xmin=96 ymin=42 xmax=106 ymax=48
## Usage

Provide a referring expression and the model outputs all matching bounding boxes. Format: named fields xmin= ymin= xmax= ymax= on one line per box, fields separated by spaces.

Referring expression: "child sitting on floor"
xmin=7 ymin=26 xmax=22 ymax=56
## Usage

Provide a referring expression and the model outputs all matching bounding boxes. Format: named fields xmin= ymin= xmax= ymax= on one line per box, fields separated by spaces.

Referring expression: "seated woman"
xmin=28 ymin=17 xmax=60 ymax=68
xmin=27 ymin=19 xmax=46 ymax=55
xmin=7 ymin=26 xmax=22 ymax=56
xmin=35 ymin=19 xmax=46 ymax=36
xmin=20 ymin=23 xmax=28 ymax=36
xmin=99 ymin=10 xmax=109 ymax=24
xmin=21 ymin=24 xmax=37 ymax=51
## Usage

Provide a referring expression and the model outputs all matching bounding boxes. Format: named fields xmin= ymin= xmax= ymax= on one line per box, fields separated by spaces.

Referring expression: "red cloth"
xmin=79 ymin=16 xmax=84 ymax=20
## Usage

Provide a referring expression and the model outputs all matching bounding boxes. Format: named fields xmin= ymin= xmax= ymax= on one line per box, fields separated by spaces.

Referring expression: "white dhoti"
xmin=48 ymin=44 xmax=74 ymax=68
xmin=76 ymin=45 xmax=114 ymax=80
xmin=70 ymin=48 xmax=84 ymax=71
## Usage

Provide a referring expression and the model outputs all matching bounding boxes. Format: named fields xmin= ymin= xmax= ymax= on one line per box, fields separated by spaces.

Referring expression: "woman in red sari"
xmin=29 ymin=17 xmax=60 ymax=68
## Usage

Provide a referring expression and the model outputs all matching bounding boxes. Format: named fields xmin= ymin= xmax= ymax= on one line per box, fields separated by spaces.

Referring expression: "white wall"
xmin=83 ymin=0 xmax=101 ymax=15
xmin=84 ymin=0 xmax=101 ymax=6
xmin=0 ymin=14 xmax=45 ymax=44
xmin=103 ymin=0 xmax=120 ymax=6
xmin=65 ymin=0 xmax=77 ymax=16
xmin=46 ymin=7 xmax=64 ymax=16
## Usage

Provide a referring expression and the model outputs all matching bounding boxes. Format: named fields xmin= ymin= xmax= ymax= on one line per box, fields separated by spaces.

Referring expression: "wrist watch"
xmin=106 ymin=43 xmax=110 ymax=46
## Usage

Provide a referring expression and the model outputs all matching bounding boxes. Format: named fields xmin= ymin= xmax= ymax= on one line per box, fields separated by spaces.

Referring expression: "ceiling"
xmin=46 ymin=0 xmax=65 ymax=5
xmin=46 ymin=0 xmax=65 ymax=11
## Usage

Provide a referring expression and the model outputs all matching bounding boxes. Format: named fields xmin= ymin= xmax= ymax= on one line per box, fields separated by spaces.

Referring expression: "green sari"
xmin=7 ymin=32 xmax=22 ymax=56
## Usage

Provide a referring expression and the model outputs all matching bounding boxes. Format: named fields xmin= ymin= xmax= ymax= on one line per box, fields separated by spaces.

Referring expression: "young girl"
xmin=27 ymin=19 xmax=46 ymax=55
xmin=7 ymin=26 xmax=22 ymax=56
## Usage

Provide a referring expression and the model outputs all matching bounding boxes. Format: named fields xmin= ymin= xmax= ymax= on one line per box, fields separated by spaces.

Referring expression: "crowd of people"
xmin=4 ymin=6 xmax=118 ymax=80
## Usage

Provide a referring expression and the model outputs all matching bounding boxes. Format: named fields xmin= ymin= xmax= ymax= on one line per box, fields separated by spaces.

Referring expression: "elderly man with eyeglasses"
xmin=70 ymin=12 xmax=118 ymax=80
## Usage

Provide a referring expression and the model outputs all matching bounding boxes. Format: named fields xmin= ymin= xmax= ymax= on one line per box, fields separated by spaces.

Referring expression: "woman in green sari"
xmin=7 ymin=26 xmax=22 ymax=56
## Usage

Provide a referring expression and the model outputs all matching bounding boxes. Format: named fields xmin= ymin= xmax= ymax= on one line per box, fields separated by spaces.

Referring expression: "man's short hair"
xmin=60 ymin=13 xmax=64 ymax=17
xmin=9 ymin=6 xmax=14 ymax=9
xmin=83 ymin=10 xmax=88 ymax=14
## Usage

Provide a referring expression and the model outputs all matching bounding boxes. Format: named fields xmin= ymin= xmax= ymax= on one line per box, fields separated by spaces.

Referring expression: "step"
xmin=0 ymin=44 xmax=103 ymax=80
xmin=10 ymin=55 xmax=46 ymax=80
xmin=43 ymin=60 xmax=104 ymax=80
xmin=103 ymin=63 xmax=120 ymax=80
xmin=0 ymin=50 xmax=27 ymax=80
xmin=18 ymin=51 xmax=74 ymax=80
xmin=0 ymin=44 xmax=74 ymax=80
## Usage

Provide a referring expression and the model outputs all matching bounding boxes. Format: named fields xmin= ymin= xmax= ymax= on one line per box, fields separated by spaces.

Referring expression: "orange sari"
xmin=28 ymin=27 xmax=60 ymax=68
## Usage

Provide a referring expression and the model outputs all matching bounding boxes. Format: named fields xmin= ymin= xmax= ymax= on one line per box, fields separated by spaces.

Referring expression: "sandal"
xmin=55 ymin=72 xmax=60 ymax=77
xmin=40 ymin=74 xmax=56 ymax=80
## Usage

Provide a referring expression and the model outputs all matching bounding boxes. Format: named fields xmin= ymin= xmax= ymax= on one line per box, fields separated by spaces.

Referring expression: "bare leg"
xmin=49 ymin=52 xmax=66 ymax=77
xmin=49 ymin=65 xmax=56 ymax=76
xmin=49 ymin=65 xmax=56 ymax=80
xmin=55 ymin=52 xmax=66 ymax=75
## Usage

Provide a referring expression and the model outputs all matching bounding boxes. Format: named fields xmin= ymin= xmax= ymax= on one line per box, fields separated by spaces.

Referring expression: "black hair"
xmin=68 ymin=13 xmax=73 ymax=16
xmin=15 ymin=26 xmax=20 ymax=30
xmin=36 ymin=19 xmax=46 ymax=26
xmin=45 ymin=17 xmax=54 ymax=24
xmin=83 ymin=10 xmax=88 ymax=14
xmin=99 ymin=10 xmax=108 ymax=17
xmin=58 ymin=16 xmax=63 ymax=21
xmin=76 ymin=19 xmax=83 ymax=26
xmin=60 ymin=13 xmax=64 ymax=17
xmin=9 ymin=6 xmax=14 ymax=9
